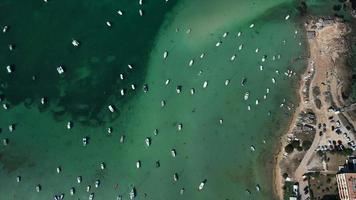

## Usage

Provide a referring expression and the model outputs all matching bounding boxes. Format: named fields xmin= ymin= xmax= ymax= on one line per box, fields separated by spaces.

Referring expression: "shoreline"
xmin=273 ymin=16 xmax=351 ymax=200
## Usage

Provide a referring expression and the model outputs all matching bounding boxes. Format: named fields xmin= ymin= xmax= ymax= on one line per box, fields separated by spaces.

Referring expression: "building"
xmin=336 ymin=173 xmax=356 ymax=200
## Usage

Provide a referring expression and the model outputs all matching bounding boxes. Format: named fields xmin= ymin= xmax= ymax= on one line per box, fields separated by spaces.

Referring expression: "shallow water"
xmin=0 ymin=0 xmax=315 ymax=199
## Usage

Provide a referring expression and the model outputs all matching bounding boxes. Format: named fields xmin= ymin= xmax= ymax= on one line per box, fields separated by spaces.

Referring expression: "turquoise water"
xmin=0 ymin=0 xmax=317 ymax=199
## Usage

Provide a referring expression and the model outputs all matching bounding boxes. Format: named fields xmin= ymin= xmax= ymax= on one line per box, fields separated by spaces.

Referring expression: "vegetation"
xmin=302 ymin=140 xmax=312 ymax=151
xmin=285 ymin=144 xmax=294 ymax=153
xmin=283 ymin=181 xmax=297 ymax=200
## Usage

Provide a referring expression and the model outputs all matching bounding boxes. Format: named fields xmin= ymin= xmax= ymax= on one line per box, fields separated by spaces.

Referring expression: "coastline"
xmin=273 ymin=16 xmax=351 ymax=200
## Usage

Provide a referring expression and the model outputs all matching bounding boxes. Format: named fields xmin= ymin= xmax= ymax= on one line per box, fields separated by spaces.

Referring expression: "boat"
xmin=203 ymin=81 xmax=208 ymax=88
xmin=82 ymin=137 xmax=88 ymax=146
xmin=2 ymin=138 xmax=9 ymax=146
xmin=8 ymin=44 xmax=13 ymax=51
xmin=128 ymin=64 xmax=133 ymax=69
xmin=215 ymin=41 xmax=222 ymax=47
xmin=241 ymin=78 xmax=247 ymax=86
xmin=3 ymin=103 xmax=8 ymax=110
xmin=173 ymin=173 xmax=179 ymax=182
xmin=117 ymin=10 xmax=123 ymax=16
xmin=136 ymin=161 xmax=141 ymax=168
xmin=143 ymin=84 xmax=149 ymax=93
xmin=120 ymin=135 xmax=125 ymax=143
xmin=261 ymin=56 xmax=266 ymax=62
xmin=219 ymin=119 xmax=223 ymax=124
xmin=154 ymin=129 xmax=159 ymax=136
xmin=161 ymin=100 xmax=166 ymax=107
xmin=95 ymin=180 xmax=100 ymax=188
xmin=238 ymin=44 xmax=243 ymax=51
xmin=263 ymin=95 xmax=267 ymax=99
xmin=145 ymin=137 xmax=151 ymax=147
xmin=70 ymin=188 xmax=75 ymax=195
xmin=16 ymin=176 xmax=21 ymax=183
xmin=77 ymin=176 xmax=82 ymax=183
xmin=285 ymin=14 xmax=290 ymax=20
xmin=131 ymin=84 xmax=136 ymax=90
xmin=120 ymin=89 xmax=125 ymax=96
xmin=163 ymin=51 xmax=168 ymax=59
xmin=8 ymin=124 xmax=14 ymax=132
xmin=255 ymin=48 xmax=259 ymax=53
xmin=272 ymin=78 xmax=276 ymax=84
xmin=106 ymin=21 xmax=112 ymax=27
xmin=180 ymin=188 xmax=185 ymax=195
xmin=189 ymin=59 xmax=194 ymax=66
xmin=40 ymin=97 xmax=46 ymax=105
xmin=139 ymin=9 xmax=143 ymax=16
xmin=230 ymin=55 xmax=236 ymax=61
xmin=36 ymin=185 xmax=41 ymax=192
xmin=120 ymin=73 xmax=124 ymax=80
xmin=57 ymin=66 xmax=64 ymax=74
xmin=67 ymin=121 xmax=72 ymax=129
xmin=259 ymin=65 xmax=263 ymax=71
xmin=244 ymin=92 xmax=249 ymax=100
xmin=129 ymin=187 xmax=136 ymax=200
xmin=171 ymin=149 xmax=176 ymax=157
xmin=108 ymin=105 xmax=115 ymax=113
xmin=107 ymin=127 xmax=112 ymax=134
xmin=89 ymin=193 xmax=94 ymax=200
xmin=266 ymin=88 xmax=270 ymax=93
xmin=255 ymin=99 xmax=259 ymax=105
xmin=176 ymin=85 xmax=182 ymax=93
xmin=190 ymin=88 xmax=195 ymax=95
xmin=250 ymin=145 xmax=256 ymax=152
xmin=139 ymin=0 xmax=143 ymax=5
xmin=100 ymin=162 xmax=105 ymax=170
xmin=56 ymin=166 xmax=61 ymax=174
xmin=200 ymin=53 xmax=205 ymax=59
xmin=237 ymin=32 xmax=241 ymax=37
xmin=249 ymin=23 xmax=255 ymax=28
xmin=177 ymin=123 xmax=182 ymax=131
xmin=165 ymin=79 xmax=170 ymax=85
xmin=198 ymin=179 xmax=207 ymax=191
xmin=256 ymin=184 xmax=261 ymax=192
xmin=225 ymin=79 xmax=230 ymax=86
xmin=247 ymin=105 xmax=251 ymax=111
xmin=2 ymin=25 xmax=8 ymax=33
xmin=222 ymin=32 xmax=228 ymax=38
xmin=72 ymin=39 xmax=79 ymax=47
xmin=54 ymin=194 xmax=64 ymax=200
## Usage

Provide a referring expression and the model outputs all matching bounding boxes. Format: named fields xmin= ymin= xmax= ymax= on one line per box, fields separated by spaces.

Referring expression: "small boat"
xmin=200 ymin=53 xmax=205 ymax=59
xmin=266 ymin=88 xmax=270 ymax=93
xmin=255 ymin=48 xmax=259 ymax=53
xmin=256 ymin=184 xmax=260 ymax=192
xmin=36 ymin=184 xmax=41 ymax=192
xmin=237 ymin=32 xmax=241 ymax=37
xmin=131 ymin=84 xmax=136 ymax=90
xmin=8 ymin=124 xmax=14 ymax=132
xmin=230 ymin=55 xmax=236 ymax=61
xmin=263 ymin=95 xmax=267 ymax=99
xmin=259 ymin=65 xmax=263 ymax=71
xmin=129 ymin=187 xmax=136 ymax=200
xmin=40 ymin=97 xmax=46 ymax=105
xmin=244 ymin=92 xmax=249 ymax=101
xmin=77 ymin=176 xmax=82 ymax=183
xmin=82 ymin=137 xmax=88 ymax=146
xmin=139 ymin=0 xmax=143 ymax=5
xmin=241 ymin=78 xmax=247 ymax=86
xmin=70 ymin=188 xmax=75 ymax=195
xmin=89 ymin=193 xmax=94 ymax=200
xmin=176 ymin=85 xmax=182 ymax=93
xmin=190 ymin=88 xmax=195 ymax=95
xmin=128 ymin=64 xmax=133 ymax=69
xmin=100 ymin=162 xmax=106 ymax=170
xmin=154 ymin=129 xmax=159 ymax=136
xmin=198 ymin=179 xmax=207 ymax=191
xmin=143 ymin=84 xmax=149 ymax=93
xmin=120 ymin=73 xmax=124 ymax=80
xmin=3 ymin=103 xmax=8 ymax=110
xmin=67 ymin=121 xmax=72 ymax=130
xmin=2 ymin=138 xmax=9 ymax=146
xmin=173 ymin=173 xmax=179 ymax=182
xmin=272 ymin=78 xmax=276 ymax=84
xmin=107 ymin=127 xmax=112 ymax=134
xmin=165 ymin=79 xmax=170 ymax=85
xmin=57 ymin=66 xmax=64 ymax=74
xmin=225 ymin=79 xmax=230 ymax=86
xmin=72 ymin=39 xmax=80 ymax=47
xmin=171 ymin=149 xmax=176 ymax=157
xmin=8 ymin=44 xmax=14 ymax=51
xmin=203 ymin=81 xmax=208 ymax=88
xmin=117 ymin=10 xmax=123 ymax=16
xmin=6 ymin=65 xmax=12 ymax=74
xmin=222 ymin=32 xmax=228 ymax=38
xmin=180 ymin=188 xmax=185 ymax=195
xmin=238 ymin=44 xmax=243 ymax=51
xmin=186 ymin=28 xmax=191 ymax=34
xmin=163 ymin=51 xmax=168 ymax=59
xmin=120 ymin=89 xmax=125 ymax=96
xmin=2 ymin=25 xmax=8 ymax=33
xmin=215 ymin=41 xmax=222 ymax=47
xmin=106 ymin=21 xmax=112 ymax=27
xmin=285 ymin=14 xmax=290 ymax=20
xmin=108 ymin=105 xmax=115 ymax=113
xmin=139 ymin=9 xmax=143 ymax=16
xmin=161 ymin=100 xmax=166 ymax=107
xmin=145 ymin=137 xmax=151 ymax=147
xmin=247 ymin=105 xmax=251 ymax=111
xmin=255 ymin=99 xmax=259 ymax=105
xmin=177 ymin=123 xmax=182 ymax=131
xmin=56 ymin=166 xmax=61 ymax=174
xmin=261 ymin=56 xmax=266 ymax=62
xmin=189 ymin=59 xmax=194 ymax=66
xmin=54 ymin=194 xmax=64 ymax=200
xmin=136 ymin=161 xmax=141 ymax=168
xmin=250 ymin=145 xmax=256 ymax=152
xmin=120 ymin=135 xmax=125 ymax=143
xmin=249 ymin=23 xmax=254 ymax=28
xmin=16 ymin=176 xmax=21 ymax=183
xmin=95 ymin=180 xmax=100 ymax=188
xmin=219 ymin=119 xmax=223 ymax=125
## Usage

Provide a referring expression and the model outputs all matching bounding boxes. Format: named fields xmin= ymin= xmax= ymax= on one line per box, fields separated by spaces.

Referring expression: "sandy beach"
xmin=273 ymin=17 xmax=351 ymax=200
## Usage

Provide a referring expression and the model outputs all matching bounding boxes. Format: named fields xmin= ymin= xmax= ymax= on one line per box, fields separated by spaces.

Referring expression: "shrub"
xmin=302 ymin=140 xmax=313 ymax=151
xmin=285 ymin=144 xmax=294 ymax=153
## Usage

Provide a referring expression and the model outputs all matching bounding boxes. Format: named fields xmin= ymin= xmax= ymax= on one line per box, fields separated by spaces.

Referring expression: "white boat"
xmin=161 ymin=100 xmax=166 ymax=107
xmin=225 ymin=79 xmax=230 ymax=86
xmin=203 ymin=81 xmax=208 ymax=88
xmin=163 ymin=51 xmax=168 ymax=59
xmin=40 ymin=97 xmax=46 ymax=105
xmin=249 ymin=23 xmax=255 ymax=28
xmin=136 ymin=161 xmax=141 ymax=168
xmin=36 ymin=185 xmax=41 ymax=192
xmin=89 ymin=193 xmax=94 ymax=200
xmin=173 ymin=173 xmax=178 ymax=182
xmin=171 ymin=149 xmax=176 ymax=157
xmin=70 ymin=187 xmax=75 ymax=195
xmin=255 ymin=48 xmax=259 ymax=53
xmin=285 ymin=14 xmax=290 ymax=20
xmin=261 ymin=56 xmax=266 ymax=62
xmin=259 ymin=65 xmax=263 ymax=71
xmin=230 ymin=55 xmax=236 ymax=61
xmin=128 ymin=64 xmax=133 ymax=69
xmin=272 ymin=78 xmax=276 ymax=84
xmin=215 ymin=41 xmax=222 ymax=47
xmin=57 ymin=66 xmax=64 ymax=74
xmin=186 ymin=28 xmax=191 ymax=34
xmin=131 ymin=84 xmax=136 ymax=90
xmin=176 ymin=86 xmax=182 ymax=93
xmin=67 ymin=121 xmax=72 ymax=130
xmin=129 ymin=187 xmax=136 ymax=200
xmin=117 ymin=10 xmax=123 ymax=16
xmin=165 ymin=79 xmax=170 ymax=85
xmin=120 ymin=89 xmax=125 ymax=96
xmin=120 ymin=73 xmax=124 ymax=80
xmin=198 ymin=180 xmax=206 ymax=191
xmin=106 ymin=21 xmax=112 ymax=27
xmin=16 ymin=176 xmax=21 ymax=183
xmin=256 ymin=184 xmax=260 ymax=192
xmin=222 ymin=32 xmax=228 ymax=38
xmin=107 ymin=127 xmax=112 ymax=134
xmin=247 ymin=105 xmax=251 ymax=111
xmin=244 ymin=92 xmax=249 ymax=101
xmin=82 ymin=137 xmax=88 ymax=146
xmin=180 ymin=188 xmax=185 ymax=195
xmin=77 ymin=176 xmax=82 ymax=183
xmin=219 ymin=119 xmax=223 ymax=124
xmin=250 ymin=145 xmax=256 ymax=152
xmin=56 ymin=166 xmax=61 ymax=174
xmin=189 ymin=59 xmax=194 ymax=66
xmin=139 ymin=9 xmax=143 ymax=16
xmin=2 ymin=138 xmax=8 ymax=146
xmin=2 ymin=25 xmax=8 ymax=33
xmin=95 ymin=180 xmax=100 ymax=188
xmin=266 ymin=88 xmax=270 ymax=93
xmin=6 ymin=65 xmax=12 ymax=73
xmin=108 ymin=105 xmax=115 ymax=112
xmin=200 ymin=53 xmax=205 ymax=59
xmin=177 ymin=123 xmax=182 ymax=131
xmin=145 ymin=137 xmax=151 ymax=147
xmin=8 ymin=124 xmax=14 ymax=132
xmin=3 ymin=103 xmax=8 ymax=110
xmin=255 ymin=99 xmax=259 ymax=105
xmin=238 ymin=44 xmax=243 ymax=51
xmin=100 ymin=162 xmax=105 ymax=170
xmin=72 ymin=39 xmax=79 ymax=47
xmin=237 ymin=32 xmax=241 ymax=37
xmin=190 ymin=88 xmax=195 ymax=95
xmin=8 ymin=44 xmax=13 ymax=51
xmin=120 ymin=135 xmax=125 ymax=143
xmin=139 ymin=0 xmax=143 ymax=5
xmin=263 ymin=95 xmax=267 ymax=99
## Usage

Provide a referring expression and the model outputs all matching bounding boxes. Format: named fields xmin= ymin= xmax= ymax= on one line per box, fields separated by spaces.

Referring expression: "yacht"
xmin=136 ymin=160 xmax=141 ymax=168
xmin=225 ymin=79 xmax=230 ymax=86
xmin=189 ymin=59 xmax=194 ymax=66
xmin=173 ymin=173 xmax=179 ymax=182
xmin=129 ymin=187 xmax=136 ymax=200
xmin=100 ymin=162 xmax=106 ymax=170
xmin=241 ymin=78 xmax=247 ymax=86
xmin=190 ymin=88 xmax=195 ymax=95
xmin=244 ymin=92 xmax=249 ymax=101
xmin=165 ymin=79 xmax=170 ymax=85
xmin=230 ymin=55 xmax=236 ymax=61
xmin=250 ymin=145 xmax=256 ymax=152
xmin=198 ymin=180 xmax=207 ymax=191
xmin=117 ymin=10 xmax=123 ymax=16
xmin=72 ymin=39 xmax=79 ymax=47
xmin=163 ymin=51 xmax=168 ymax=59
xmin=108 ymin=105 xmax=115 ymax=112
xmin=6 ymin=65 xmax=12 ymax=73
xmin=139 ymin=9 xmax=143 ymax=16
xmin=67 ymin=121 xmax=72 ymax=129
xmin=171 ymin=149 xmax=176 ymax=157
xmin=70 ymin=187 xmax=75 ymax=195
xmin=95 ymin=180 xmax=100 ymax=188
xmin=57 ymin=66 xmax=64 ymax=74
xmin=203 ymin=81 xmax=208 ymax=88
xmin=145 ymin=137 xmax=151 ymax=147
xmin=77 ymin=176 xmax=82 ymax=183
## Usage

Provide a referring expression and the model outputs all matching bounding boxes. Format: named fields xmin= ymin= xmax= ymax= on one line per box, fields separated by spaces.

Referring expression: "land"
xmin=274 ymin=17 xmax=356 ymax=200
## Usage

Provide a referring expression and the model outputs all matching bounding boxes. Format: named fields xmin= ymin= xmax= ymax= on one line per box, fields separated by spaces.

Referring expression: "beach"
xmin=273 ymin=17 xmax=352 ymax=200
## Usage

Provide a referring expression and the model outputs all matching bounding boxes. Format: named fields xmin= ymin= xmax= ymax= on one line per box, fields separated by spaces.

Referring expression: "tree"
xmin=302 ymin=140 xmax=312 ymax=151
xmin=285 ymin=144 xmax=294 ymax=153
